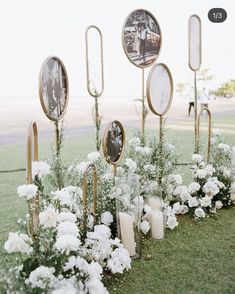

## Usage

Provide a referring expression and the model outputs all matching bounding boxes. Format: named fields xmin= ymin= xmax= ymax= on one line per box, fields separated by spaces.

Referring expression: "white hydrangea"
xmin=86 ymin=277 xmax=108 ymax=294
xmin=4 ymin=232 xmax=32 ymax=254
xmin=188 ymin=182 xmax=201 ymax=194
xmin=204 ymin=164 xmax=215 ymax=177
xmin=169 ymin=174 xmax=183 ymax=186
xmin=135 ymin=146 xmax=152 ymax=156
xmin=39 ymin=207 xmax=58 ymax=228
xmin=25 ymin=266 xmax=56 ymax=289
xmin=58 ymin=212 xmax=77 ymax=223
xmin=101 ymin=211 xmax=113 ymax=227
xmin=125 ymin=158 xmax=137 ymax=174
xmin=32 ymin=161 xmax=50 ymax=179
xmin=188 ymin=197 xmax=199 ymax=207
xmin=87 ymin=225 xmax=111 ymax=240
xmin=218 ymin=143 xmax=231 ymax=155
xmin=195 ymin=169 xmax=206 ymax=179
xmin=17 ymin=184 xmax=38 ymax=200
xmin=107 ymin=247 xmax=131 ymax=274
xmin=166 ymin=214 xmax=178 ymax=230
xmin=192 ymin=154 xmax=203 ymax=164
xmin=57 ymin=221 xmax=79 ymax=237
xmin=87 ymin=152 xmax=101 ymax=163
xmin=194 ymin=207 xmax=206 ymax=218
xmin=55 ymin=235 xmax=81 ymax=255
xmin=128 ymin=137 xmax=141 ymax=147
xmin=173 ymin=186 xmax=191 ymax=202
xmin=140 ymin=220 xmax=150 ymax=234
xmin=200 ymin=196 xmax=212 ymax=207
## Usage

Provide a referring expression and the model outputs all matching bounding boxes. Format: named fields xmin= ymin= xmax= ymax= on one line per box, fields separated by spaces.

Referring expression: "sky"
xmin=0 ymin=0 xmax=234 ymax=99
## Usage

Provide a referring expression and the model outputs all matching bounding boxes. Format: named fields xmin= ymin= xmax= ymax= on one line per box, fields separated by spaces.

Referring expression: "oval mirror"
xmin=103 ymin=120 xmax=125 ymax=165
xmin=188 ymin=14 xmax=201 ymax=71
xmin=146 ymin=63 xmax=173 ymax=116
xmin=39 ymin=56 xmax=69 ymax=121
xmin=122 ymin=9 xmax=161 ymax=68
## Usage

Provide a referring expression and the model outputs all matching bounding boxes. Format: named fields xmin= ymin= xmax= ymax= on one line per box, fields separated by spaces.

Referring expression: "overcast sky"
xmin=0 ymin=0 xmax=234 ymax=98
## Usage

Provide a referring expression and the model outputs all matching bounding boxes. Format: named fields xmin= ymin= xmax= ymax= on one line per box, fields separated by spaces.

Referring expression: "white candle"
xmin=232 ymin=147 xmax=235 ymax=168
xmin=149 ymin=197 xmax=162 ymax=211
xmin=151 ymin=210 xmax=164 ymax=240
xmin=119 ymin=212 xmax=136 ymax=257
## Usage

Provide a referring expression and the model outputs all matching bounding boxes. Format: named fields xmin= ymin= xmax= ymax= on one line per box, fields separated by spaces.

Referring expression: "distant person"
xmin=199 ymin=87 xmax=209 ymax=109
xmin=187 ymin=86 xmax=194 ymax=116
xmin=139 ymin=23 xmax=150 ymax=62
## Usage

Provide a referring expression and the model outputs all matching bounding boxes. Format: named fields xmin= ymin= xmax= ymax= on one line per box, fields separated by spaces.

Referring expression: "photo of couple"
xmin=41 ymin=57 xmax=68 ymax=120
xmin=123 ymin=9 xmax=161 ymax=68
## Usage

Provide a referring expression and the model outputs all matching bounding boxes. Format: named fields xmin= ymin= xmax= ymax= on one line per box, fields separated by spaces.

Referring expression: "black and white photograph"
xmin=106 ymin=121 xmax=124 ymax=163
xmin=40 ymin=57 xmax=68 ymax=120
xmin=122 ymin=9 xmax=161 ymax=68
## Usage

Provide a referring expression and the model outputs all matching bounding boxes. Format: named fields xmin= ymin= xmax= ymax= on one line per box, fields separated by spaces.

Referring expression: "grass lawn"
xmin=0 ymin=119 xmax=235 ymax=293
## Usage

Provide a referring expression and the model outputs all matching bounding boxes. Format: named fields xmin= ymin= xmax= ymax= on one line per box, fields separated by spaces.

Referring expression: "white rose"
xmin=188 ymin=197 xmax=199 ymax=208
xmin=166 ymin=214 xmax=178 ymax=230
xmin=172 ymin=202 xmax=181 ymax=214
xmin=200 ymin=196 xmax=212 ymax=208
xmin=32 ymin=161 xmax=50 ymax=179
xmin=188 ymin=182 xmax=200 ymax=194
xmin=194 ymin=207 xmax=206 ymax=218
xmin=4 ymin=232 xmax=33 ymax=254
xmin=57 ymin=222 xmax=79 ymax=237
xmin=140 ymin=220 xmax=150 ymax=234
xmin=101 ymin=211 xmax=113 ymax=227
xmin=58 ymin=212 xmax=77 ymax=223
xmin=180 ymin=205 xmax=189 ymax=214
xmin=215 ymin=200 xmax=223 ymax=209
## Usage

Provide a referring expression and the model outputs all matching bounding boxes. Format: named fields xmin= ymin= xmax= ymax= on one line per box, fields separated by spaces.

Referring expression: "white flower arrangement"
xmin=17 ymin=184 xmax=38 ymax=200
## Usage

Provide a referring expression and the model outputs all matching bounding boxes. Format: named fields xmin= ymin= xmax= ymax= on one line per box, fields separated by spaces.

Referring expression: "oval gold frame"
xmin=27 ymin=121 xmax=39 ymax=235
xmin=82 ymin=163 xmax=97 ymax=231
xmin=102 ymin=120 xmax=126 ymax=166
xmin=122 ymin=8 xmax=162 ymax=69
xmin=85 ymin=25 xmax=104 ymax=97
xmin=197 ymin=107 xmax=212 ymax=162
xmin=146 ymin=63 xmax=174 ymax=116
xmin=188 ymin=14 xmax=202 ymax=72
xmin=39 ymin=56 xmax=69 ymax=121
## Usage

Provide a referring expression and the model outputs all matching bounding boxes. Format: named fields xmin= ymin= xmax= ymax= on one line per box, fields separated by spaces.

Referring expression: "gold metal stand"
xmin=141 ymin=68 xmax=145 ymax=144
xmin=194 ymin=71 xmax=199 ymax=154
xmin=85 ymin=25 xmax=104 ymax=151
xmin=82 ymin=163 xmax=97 ymax=233
xmin=26 ymin=121 xmax=39 ymax=236
xmin=197 ymin=107 xmax=212 ymax=162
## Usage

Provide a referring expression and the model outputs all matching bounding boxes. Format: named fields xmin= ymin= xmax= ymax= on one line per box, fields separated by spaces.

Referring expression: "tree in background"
xmin=212 ymin=79 xmax=235 ymax=98
xmin=176 ymin=82 xmax=188 ymax=99
xmin=198 ymin=68 xmax=214 ymax=86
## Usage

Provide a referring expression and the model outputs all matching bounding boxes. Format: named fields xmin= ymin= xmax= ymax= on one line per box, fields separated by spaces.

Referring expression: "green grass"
xmin=0 ymin=120 xmax=235 ymax=293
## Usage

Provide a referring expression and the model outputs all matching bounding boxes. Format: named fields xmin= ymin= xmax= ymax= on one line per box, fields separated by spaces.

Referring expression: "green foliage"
xmin=212 ymin=79 xmax=235 ymax=98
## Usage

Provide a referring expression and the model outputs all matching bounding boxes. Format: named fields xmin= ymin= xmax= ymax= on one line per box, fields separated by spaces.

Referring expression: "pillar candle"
xmin=232 ymin=147 xmax=235 ymax=168
xmin=119 ymin=212 xmax=136 ymax=257
xmin=149 ymin=197 xmax=162 ymax=211
xmin=151 ymin=210 xmax=164 ymax=240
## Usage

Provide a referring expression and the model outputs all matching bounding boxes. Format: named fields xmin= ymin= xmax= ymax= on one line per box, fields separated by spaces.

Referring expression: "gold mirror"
xmin=39 ymin=56 xmax=69 ymax=121
xmin=122 ymin=9 xmax=161 ymax=68
xmin=103 ymin=120 xmax=125 ymax=165
xmin=146 ymin=63 xmax=174 ymax=116
xmin=188 ymin=15 xmax=202 ymax=71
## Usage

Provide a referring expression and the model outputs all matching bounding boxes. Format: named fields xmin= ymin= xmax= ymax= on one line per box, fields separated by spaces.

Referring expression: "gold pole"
xmin=194 ymin=70 xmax=198 ymax=154
xmin=197 ymin=107 xmax=212 ymax=162
xmin=82 ymin=163 xmax=98 ymax=232
xmin=158 ymin=115 xmax=163 ymax=185
xmin=141 ymin=68 xmax=145 ymax=144
xmin=27 ymin=121 xmax=39 ymax=236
